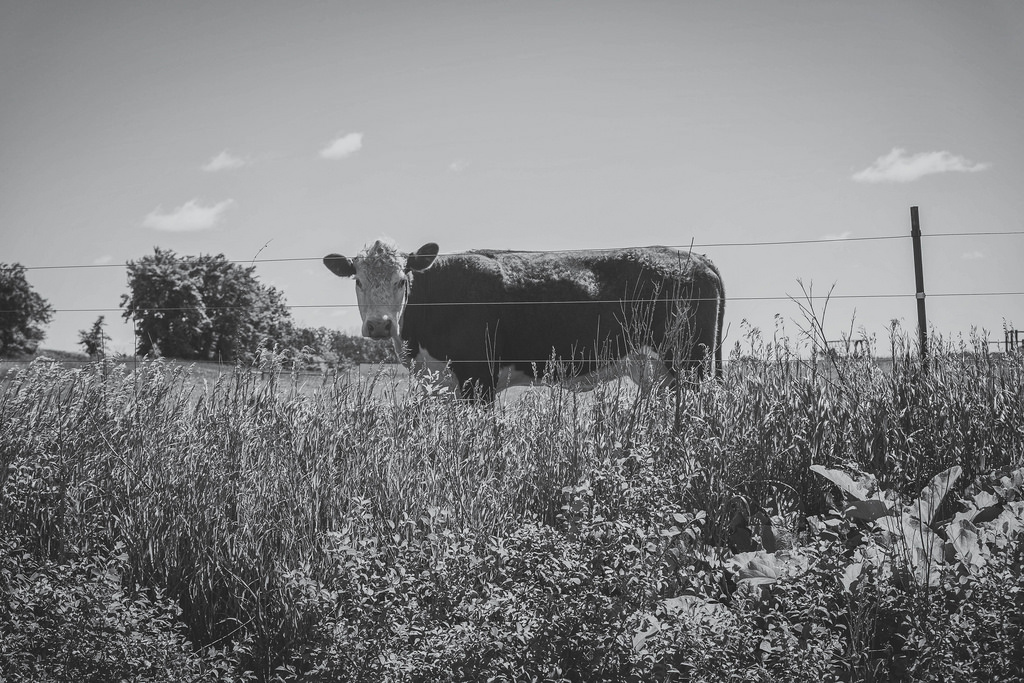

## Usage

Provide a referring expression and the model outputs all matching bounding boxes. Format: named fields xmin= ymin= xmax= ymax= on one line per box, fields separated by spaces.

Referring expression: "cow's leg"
xmin=625 ymin=348 xmax=674 ymax=394
xmin=410 ymin=345 xmax=459 ymax=394
xmin=444 ymin=362 xmax=499 ymax=402
xmin=496 ymin=363 xmax=536 ymax=391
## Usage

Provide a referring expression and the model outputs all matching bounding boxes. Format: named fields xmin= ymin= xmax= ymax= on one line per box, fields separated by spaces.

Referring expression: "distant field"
xmin=0 ymin=350 xmax=416 ymax=396
xmin=1 ymin=346 xmax=905 ymax=387
xmin=0 ymin=353 xmax=634 ymax=409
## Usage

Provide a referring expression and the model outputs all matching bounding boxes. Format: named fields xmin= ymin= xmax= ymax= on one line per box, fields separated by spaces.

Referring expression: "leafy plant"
xmin=0 ymin=537 xmax=210 ymax=683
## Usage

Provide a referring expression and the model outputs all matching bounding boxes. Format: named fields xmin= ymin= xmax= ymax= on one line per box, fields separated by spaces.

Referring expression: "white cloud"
xmin=92 ymin=254 xmax=113 ymax=265
xmin=821 ymin=231 xmax=851 ymax=241
xmin=962 ymin=250 xmax=985 ymax=260
xmin=320 ymin=132 xmax=364 ymax=159
xmin=202 ymin=150 xmax=246 ymax=172
xmin=142 ymin=199 xmax=235 ymax=232
xmin=448 ymin=159 xmax=469 ymax=173
xmin=852 ymin=148 xmax=990 ymax=183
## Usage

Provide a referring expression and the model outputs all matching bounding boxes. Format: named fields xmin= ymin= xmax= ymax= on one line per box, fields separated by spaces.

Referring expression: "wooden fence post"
xmin=910 ymin=206 xmax=929 ymax=367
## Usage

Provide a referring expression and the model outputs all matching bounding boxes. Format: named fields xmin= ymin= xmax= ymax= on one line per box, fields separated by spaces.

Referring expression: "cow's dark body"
xmin=400 ymin=247 xmax=724 ymax=399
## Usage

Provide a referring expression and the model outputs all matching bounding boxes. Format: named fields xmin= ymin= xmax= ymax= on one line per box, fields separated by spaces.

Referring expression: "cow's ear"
xmin=406 ymin=243 xmax=439 ymax=272
xmin=323 ymin=254 xmax=357 ymax=277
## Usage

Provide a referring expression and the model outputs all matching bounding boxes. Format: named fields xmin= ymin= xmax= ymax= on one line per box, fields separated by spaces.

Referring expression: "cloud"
xmin=852 ymin=148 xmax=990 ymax=183
xmin=320 ymin=132 xmax=364 ymax=159
xmin=961 ymin=250 xmax=985 ymax=260
xmin=142 ymin=199 xmax=235 ymax=232
xmin=448 ymin=159 xmax=469 ymax=173
xmin=821 ymin=231 xmax=852 ymax=241
xmin=202 ymin=150 xmax=246 ymax=172
xmin=92 ymin=255 xmax=113 ymax=265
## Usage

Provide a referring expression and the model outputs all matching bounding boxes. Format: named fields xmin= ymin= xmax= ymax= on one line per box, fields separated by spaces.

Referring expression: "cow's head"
xmin=323 ymin=239 xmax=439 ymax=347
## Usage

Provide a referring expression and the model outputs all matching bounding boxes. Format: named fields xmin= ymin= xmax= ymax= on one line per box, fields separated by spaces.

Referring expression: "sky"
xmin=2 ymin=0 xmax=1022 ymax=358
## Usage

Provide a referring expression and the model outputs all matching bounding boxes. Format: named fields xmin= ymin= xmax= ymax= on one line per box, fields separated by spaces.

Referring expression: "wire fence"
xmin=3 ymin=228 xmax=1024 ymax=313
xmin=6 ymin=229 xmax=1024 ymax=272
xmin=2 ymin=226 xmax=1022 ymax=359
xmin=4 ymin=290 xmax=1022 ymax=316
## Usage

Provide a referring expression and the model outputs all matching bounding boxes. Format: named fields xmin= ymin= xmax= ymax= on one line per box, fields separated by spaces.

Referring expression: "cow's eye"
xmin=355 ymin=280 xmax=363 ymax=289
xmin=394 ymin=279 xmax=406 ymax=289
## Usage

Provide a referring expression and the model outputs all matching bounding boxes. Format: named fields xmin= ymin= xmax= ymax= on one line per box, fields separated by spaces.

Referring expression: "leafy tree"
xmin=0 ymin=263 xmax=54 ymax=357
xmin=120 ymin=248 xmax=292 ymax=362
xmin=328 ymin=329 xmax=394 ymax=365
xmin=78 ymin=315 xmax=112 ymax=358
xmin=286 ymin=326 xmax=394 ymax=368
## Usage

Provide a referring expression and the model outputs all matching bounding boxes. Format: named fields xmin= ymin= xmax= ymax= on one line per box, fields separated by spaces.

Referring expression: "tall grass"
xmin=1 ymin=333 xmax=1022 ymax=680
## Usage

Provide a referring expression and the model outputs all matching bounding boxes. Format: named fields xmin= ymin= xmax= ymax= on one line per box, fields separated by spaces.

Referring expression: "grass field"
xmin=1 ymin=336 xmax=1022 ymax=682
xmin=0 ymin=351 xmax=413 ymax=399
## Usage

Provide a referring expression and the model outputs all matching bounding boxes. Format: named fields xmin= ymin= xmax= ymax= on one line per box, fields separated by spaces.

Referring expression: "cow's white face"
xmin=323 ymin=240 xmax=439 ymax=350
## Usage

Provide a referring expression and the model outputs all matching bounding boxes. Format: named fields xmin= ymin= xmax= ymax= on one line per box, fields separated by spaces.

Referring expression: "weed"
xmin=1 ymin=330 xmax=1022 ymax=681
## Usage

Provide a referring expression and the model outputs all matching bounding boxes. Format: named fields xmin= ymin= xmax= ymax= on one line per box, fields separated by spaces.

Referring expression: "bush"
xmin=0 ymin=537 xmax=207 ymax=683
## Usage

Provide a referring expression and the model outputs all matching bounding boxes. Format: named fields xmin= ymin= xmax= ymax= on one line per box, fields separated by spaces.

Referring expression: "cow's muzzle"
xmin=364 ymin=318 xmax=393 ymax=339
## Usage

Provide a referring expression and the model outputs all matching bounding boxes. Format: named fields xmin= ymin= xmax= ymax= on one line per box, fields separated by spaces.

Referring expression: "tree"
xmin=325 ymin=328 xmax=394 ymax=365
xmin=78 ymin=315 xmax=112 ymax=358
xmin=0 ymin=263 xmax=54 ymax=357
xmin=285 ymin=326 xmax=394 ymax=368
xmin=120 ymin=248 xmax=292 ymax=362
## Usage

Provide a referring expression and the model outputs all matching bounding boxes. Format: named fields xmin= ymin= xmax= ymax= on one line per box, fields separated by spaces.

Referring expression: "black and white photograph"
xmin=2 ymin=1 xmax=1022 ymax=680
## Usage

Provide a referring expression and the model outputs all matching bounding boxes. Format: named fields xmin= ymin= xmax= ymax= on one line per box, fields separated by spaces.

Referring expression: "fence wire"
xmin=6 ymin=229 xmax=1024 ymax=272
xmin=1 ymin=230 xmax=1020 ymax=357
xmin=1 ymin=289 xmax=1019 ymax=316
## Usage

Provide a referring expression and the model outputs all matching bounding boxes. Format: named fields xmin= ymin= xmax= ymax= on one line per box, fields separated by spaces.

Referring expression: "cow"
xmin=324 ymin=239 xmax=725 ymax=400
